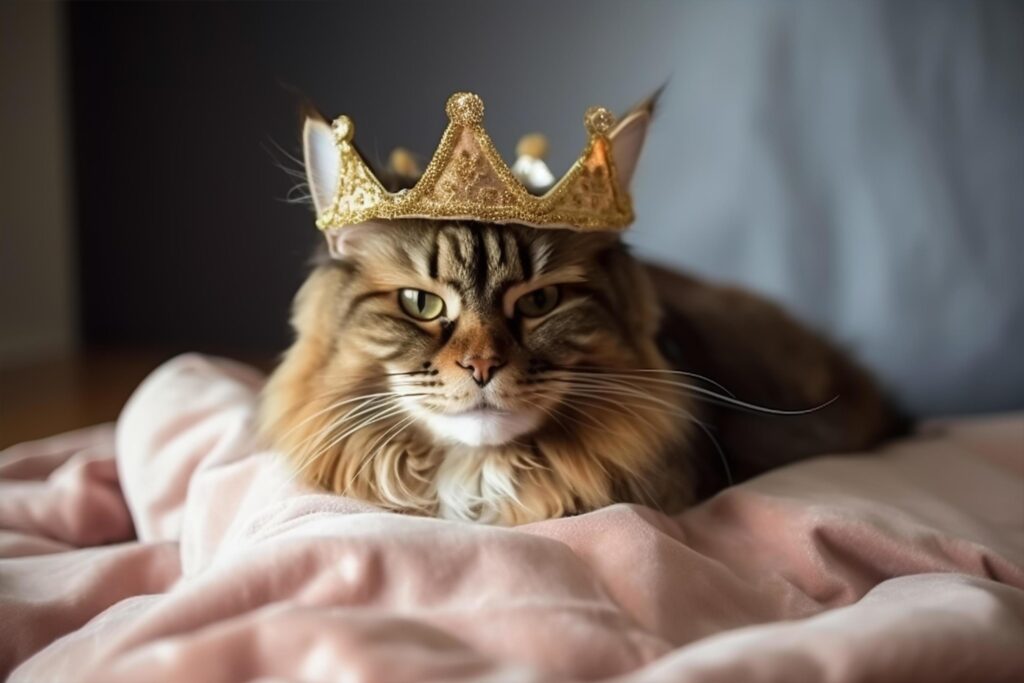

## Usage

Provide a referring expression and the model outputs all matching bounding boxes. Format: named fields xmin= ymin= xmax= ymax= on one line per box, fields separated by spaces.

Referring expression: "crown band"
xmin=315 ymin=92 xmax=634 ymax=232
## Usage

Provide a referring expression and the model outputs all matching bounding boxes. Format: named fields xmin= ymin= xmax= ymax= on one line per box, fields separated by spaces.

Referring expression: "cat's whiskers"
xmin=277 ymin=391 xmax=417 ymax=445
xmin=288 ymin=391 xmax=423 ymax=454
xmin=528 ymin=374 xmax=704 ymax=432
xmin=558 ymin=386 xmax=681 ymax=437
xmin=296 ymin=402 xmax=410 ymax=481
xmin=278 ymin=397 xmax=410 ymax=491
xmin=263 ymin=139 xmax=314 ymax=206
xmin=294 ymin=371 xmax=428 ymax=408
xmin=539 ymin=370 xmax=836 ymax=416
xmin=523 ymin=388 xmax=670 ymax=485
xmin=290 ymin=398 xmax=395 ymax=455
xmin=521 ymin=388 xmax=614 ymax=434
xmin=514 ymin=391 xmax=580 ymax=437
xmin=539 ymin=375 xmax=711 ymax=427
xmin=311 ymin=402 xmax=408 ymax=457
xmin=690 ymin=419 xmax=733 ymax=485
xmin=533 ymin=402 xmax=581 ymax=436
xmin=540 ymin=376 xmax=735 ymax=485
xmin=565 ymin=365 xmax=737 ymax=398
xmin=382 ymin=368 xmax=439 ymax=377
xmin=388 ymin=382 xmax=445 ymax=392
xmin=530 ymin=379 xmax=734 ymax=487
xmin=535 ymin=374 xmax=708 ymax=439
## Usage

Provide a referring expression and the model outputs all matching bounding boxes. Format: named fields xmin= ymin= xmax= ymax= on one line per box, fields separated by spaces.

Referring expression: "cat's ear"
xmin=323 ymin=223 xmax=382 ymax=260
xmin=609 ymin=87 xmax=662 ymax=192
xmin=302 ymin=114 xmax=340 ymax=217
xmin=304 ymin=114 xmax=388 ymax=260
xmin=323 ymin=224 xmax=364 ymax=259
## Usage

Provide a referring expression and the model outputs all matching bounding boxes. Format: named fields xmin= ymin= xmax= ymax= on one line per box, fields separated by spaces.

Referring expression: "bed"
xmin=1 ymin=354 xmax=1022 ymax=682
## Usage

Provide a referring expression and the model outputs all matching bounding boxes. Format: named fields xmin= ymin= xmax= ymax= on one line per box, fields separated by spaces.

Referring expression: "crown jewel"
xmin=315 ymin=92 xmax=634 ymax=232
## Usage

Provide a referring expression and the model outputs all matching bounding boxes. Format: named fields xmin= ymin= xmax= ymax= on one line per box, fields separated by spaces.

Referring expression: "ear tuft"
xmin=324 ymin=221 xmax=389 ymax=260
xmin=610 ymin=87 xmax=664 ymax=192
xmin=302 ymin=115 xmax=340 ymax=217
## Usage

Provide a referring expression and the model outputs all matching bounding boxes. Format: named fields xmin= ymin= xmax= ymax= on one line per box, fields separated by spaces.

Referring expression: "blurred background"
xmin=1 ymin=0 xmax=1022 ymax=446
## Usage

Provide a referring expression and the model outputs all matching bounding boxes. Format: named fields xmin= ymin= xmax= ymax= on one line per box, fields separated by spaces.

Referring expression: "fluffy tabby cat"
xmin=261 ymin=98 xmax=905 ymax=525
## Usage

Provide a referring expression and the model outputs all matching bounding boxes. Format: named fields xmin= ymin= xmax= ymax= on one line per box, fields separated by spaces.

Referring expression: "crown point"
xmin=446 ymin=92 xmax=484 ymax=126
xmin=332 ymin=115 xmax=354 ymax=143
xmin=584 ymin=106 xmax=615 ymax=136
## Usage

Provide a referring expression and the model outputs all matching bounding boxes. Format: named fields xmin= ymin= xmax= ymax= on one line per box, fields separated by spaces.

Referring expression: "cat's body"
xmin=646 ymin=265 xmax=905 ymax=499
xmin=261 ymin=221 xmax=904 ymax=525
xmin=261 ymin=94 xmax=904 ymax=525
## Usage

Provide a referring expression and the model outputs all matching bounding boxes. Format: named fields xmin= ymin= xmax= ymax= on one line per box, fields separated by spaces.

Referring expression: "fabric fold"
xmin=1 ymin=355 xmax=1021 ymax=682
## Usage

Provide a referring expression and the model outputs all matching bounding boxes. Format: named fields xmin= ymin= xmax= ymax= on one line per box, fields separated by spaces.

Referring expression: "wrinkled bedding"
xmin=1 ymin=354 xmax=1022 ymax=682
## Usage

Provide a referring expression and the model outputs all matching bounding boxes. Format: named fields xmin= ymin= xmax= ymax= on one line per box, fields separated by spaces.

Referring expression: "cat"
xmin=260 ymin=98 xmax=906 ymax=525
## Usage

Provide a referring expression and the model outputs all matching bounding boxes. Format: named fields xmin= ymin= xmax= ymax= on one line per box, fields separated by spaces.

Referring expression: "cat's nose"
xmin=457 ymin=356 xmax=505 ymax=387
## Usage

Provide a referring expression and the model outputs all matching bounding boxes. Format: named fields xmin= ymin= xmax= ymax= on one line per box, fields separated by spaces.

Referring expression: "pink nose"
xmin=458 ymin=356 xmax=505 ymax=386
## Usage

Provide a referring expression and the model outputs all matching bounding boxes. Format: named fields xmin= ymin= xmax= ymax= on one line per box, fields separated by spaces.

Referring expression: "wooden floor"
xmin=0 ymin=349 xmax=274 ymax=449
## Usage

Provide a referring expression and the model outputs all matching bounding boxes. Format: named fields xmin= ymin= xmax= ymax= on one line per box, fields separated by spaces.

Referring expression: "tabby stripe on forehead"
xmin=471 ymin=227 xmax=488 ymax=291
xmin=494 ymin=230 xmax=508 ymax=267
xmin=443 ymin=230 xmax=465 ymax=265
xmin=516 ymin=235 xmax=534 ymax=281
xmin=428 ymin=238 xmax=440 ymax=279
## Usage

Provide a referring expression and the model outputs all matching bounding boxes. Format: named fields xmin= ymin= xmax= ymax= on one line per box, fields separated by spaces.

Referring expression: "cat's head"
xmin=261 ymin=95 xmax=692 ymax=523
xmin=308 ymin=219 xmax=662 ymax=447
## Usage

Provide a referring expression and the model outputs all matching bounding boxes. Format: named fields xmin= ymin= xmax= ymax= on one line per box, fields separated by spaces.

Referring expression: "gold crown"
xmin=315 ymin=92 xmax=634 ymax=232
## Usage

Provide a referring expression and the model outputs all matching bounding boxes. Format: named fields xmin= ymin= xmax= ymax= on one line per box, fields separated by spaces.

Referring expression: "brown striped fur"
xmin=260 ymin=220 xmax=903 ymax=524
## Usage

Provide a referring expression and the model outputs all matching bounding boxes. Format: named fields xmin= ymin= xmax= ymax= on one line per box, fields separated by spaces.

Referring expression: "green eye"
xmin=515 ymin=285 xmax=561 ymax=318
xmin=399 ymin=289 xmax=445 ymax=321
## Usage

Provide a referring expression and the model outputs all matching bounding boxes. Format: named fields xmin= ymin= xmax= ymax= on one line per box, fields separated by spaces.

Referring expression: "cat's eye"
xmin=398 ymin=288 xmax=445 ymax=321
xmin=515 ymin=285 xmax=561 ymax=318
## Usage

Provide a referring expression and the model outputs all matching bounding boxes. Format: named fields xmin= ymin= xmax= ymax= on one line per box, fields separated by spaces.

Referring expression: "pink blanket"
xmin=2 ymin=354 xmax=1022 ymax=682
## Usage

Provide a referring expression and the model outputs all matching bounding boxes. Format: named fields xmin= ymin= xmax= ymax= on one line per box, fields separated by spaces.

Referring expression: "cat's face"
xmin=323 ymin=220 xmax=651 ymax=448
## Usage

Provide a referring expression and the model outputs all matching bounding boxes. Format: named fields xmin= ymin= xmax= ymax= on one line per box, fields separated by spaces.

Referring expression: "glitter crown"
xmin=315 ymin=92 xmax=635 ymax=232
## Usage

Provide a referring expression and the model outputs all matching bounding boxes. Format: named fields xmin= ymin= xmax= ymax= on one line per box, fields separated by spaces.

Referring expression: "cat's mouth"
xmin=458 ymin=400 xmax=501 ymax=413
xmin=419 ymin=404 xmax=543 ymax=448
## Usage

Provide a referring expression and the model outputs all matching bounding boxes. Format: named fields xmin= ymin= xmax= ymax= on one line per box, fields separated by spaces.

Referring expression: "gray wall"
xmin=54 ymin=1 xmax=1024 ymax=416
xmin=0 ymin=0 xmax=76 ymax=366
